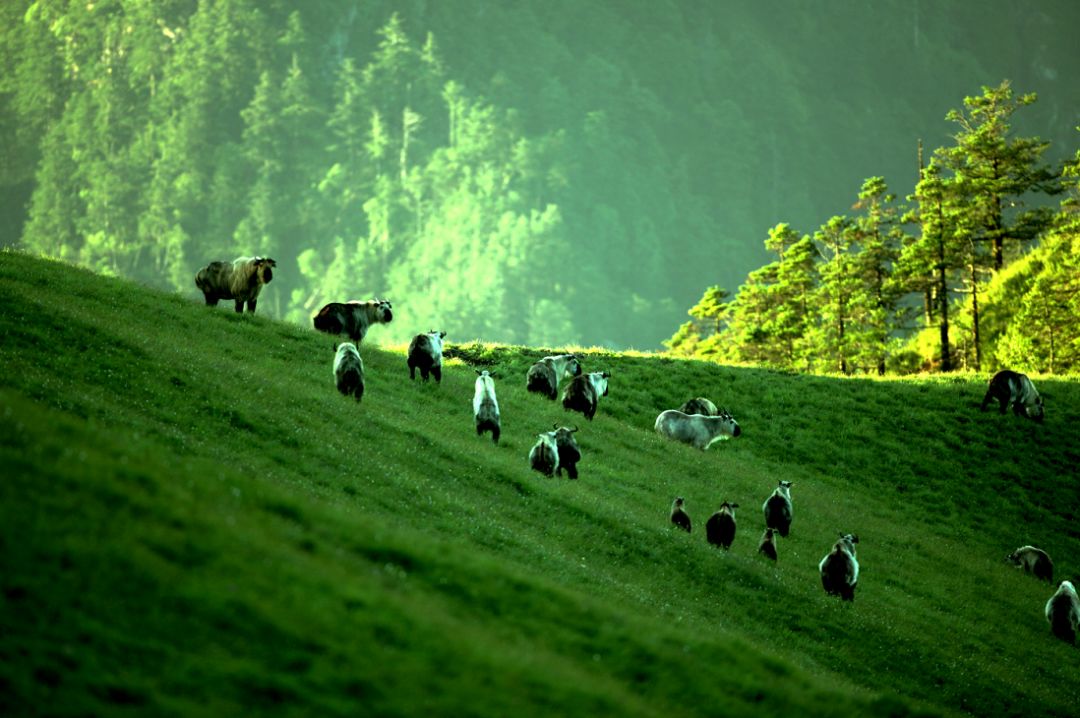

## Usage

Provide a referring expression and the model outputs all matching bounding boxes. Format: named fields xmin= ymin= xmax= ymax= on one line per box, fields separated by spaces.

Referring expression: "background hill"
xmin=3 ymin=251 xmax=1080 ymax=716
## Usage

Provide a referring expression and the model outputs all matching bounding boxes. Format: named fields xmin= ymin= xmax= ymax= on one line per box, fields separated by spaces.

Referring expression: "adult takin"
xmin=654 ymin=408 xmax=740 ymax=450
xmin=1045 ymin=580 xmax=1080 ymax=644
xmin=819 ymin=533 xmax=860 ymax=601
xmin=980 ymin=369 xmax=1044 ymax=422
xmin=473 ymin=370 xmax=501 ymax=444
xmin=561 ymin=371 xmax=610 ymax=421
xmin=705 ymin=502 xmax=739 ymax=550
xmin=333 ymin=342 xmax=364 ymax=402
xmin=677 ymin=397 xmax=719 ymax=416
xmin=1006 ymin=545 xmax=1054 ymax=583
xmin=528 ymin=430 xmax=559 ymax=477
xmin=195 ymin=256 xmax=276 ymax=313
xmin=312 ymin=299 xmax=393 ymax=343
xmin=670 ymin=497 xmax=692 ymax=533
xmin=407 ymin=330 xmax=446 ymax=383
xmin=553 ymin=425 xmax=582 ymax=479
xmin=762 ymin=480 xmax=793 ymax=538
xmin=526 ymin=354 xmax=582 ymax=400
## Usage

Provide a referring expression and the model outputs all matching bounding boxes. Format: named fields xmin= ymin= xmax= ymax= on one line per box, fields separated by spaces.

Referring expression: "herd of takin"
xmin=196 ymin=257 xmax=1077 ymax=644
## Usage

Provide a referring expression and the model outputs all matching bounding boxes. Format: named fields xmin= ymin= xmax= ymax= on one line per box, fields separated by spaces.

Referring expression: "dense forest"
xmin=2 ymin=0 xmax=1079 ymax=356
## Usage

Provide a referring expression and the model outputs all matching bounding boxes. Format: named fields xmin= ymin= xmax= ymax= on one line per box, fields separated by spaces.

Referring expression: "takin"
xmin=526 ymin=354 xmax=582 ymax=400
xmin=195 ymin=256 xmax=276 ymax=313
xmin=670 ymin=497 xmax=692 ymax=533
xmin=819 ymin=533 xmax=860 ymax=601
xmin=654 ymin=408 xmax=740 ymax=450
xmin=528 ymin=430 xmax=559 ymax=477
xmin=705 ymin=501 xmax=739 ymax=550
xmin=312 ymin=299 xmax=393 ymax=343
xmin=1006 ymin=545 xmax=1054 ymax=583
xmin=553 ymin=424 xmax=582 ymax=479
xmin=333 ymin=342 xmax=364 ymax=402
xmin=762 ymin=480 xmax=793 ymax=538
xmin=980 ymin=369 xmax=1044 ymax=422
xmin=677 ymin=397 xmax=719 ymax=416
xmin=473 ymin=370 xmax=501 ymax=444
xmin=407 ymin=330 xmax=446 ymax=383
xmin=1045 ymin=580 xmax=1080 ymax=645
xmin=561 ymin=371 xmax=610 ymax=421
xmin=758 ymin=527 xmax=778 ymax=562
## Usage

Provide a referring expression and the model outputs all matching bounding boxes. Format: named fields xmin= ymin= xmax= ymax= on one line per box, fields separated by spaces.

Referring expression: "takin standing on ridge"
xmin=758 ymin=528 xmax=778 ymax=562
xmin=195 ymin=256 xmax=276 ymax=313
xmin=312 ymin=299 xmax=393 ymax=343
xmin=1045 ymin=580 xmax=1080 ymax=644
xmin=1007 ymin=545 xmax=1054 ymax=583
xmin=528 ymin=430 xmax=559 ymax=477
xmin=677 ymin=397 xmax=719 ymax=416
xmin=819 ymin=533 xmax=860 ymax=601
xmin=654 ymin=408 xmax=740 ymax=450
xmin=670 ymin=497 xmax=692 ymax=533
xmin=562 ymin=371 xmax=610 ymax=421
xmin=333 ymin=342 xmax=364 ymax=402
xmin=705 ymin=502 xmax=739 ymax=550
xmin=553 ymin=425 xmax=582 ymax=479
xmin=980 ymin=369 xmax=1044 ymax=422
xmin=407 ymin=330 xmax=446 ymax=383
xmin=526 ymin=354 xmax=582 ymax=400
xmin=472 ymin=370 xmax=501 ymax=444
xmin=762 ymin=480 xmax=793 ymax=538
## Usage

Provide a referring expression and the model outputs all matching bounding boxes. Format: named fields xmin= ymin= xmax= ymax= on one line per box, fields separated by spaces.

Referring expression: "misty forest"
xmin=3 ymin=0 xmax=1080 ymax=371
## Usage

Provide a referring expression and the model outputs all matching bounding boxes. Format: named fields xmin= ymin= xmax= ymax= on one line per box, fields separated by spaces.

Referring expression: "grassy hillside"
xmin=2 ymin=250 xmax=1079 ymax=717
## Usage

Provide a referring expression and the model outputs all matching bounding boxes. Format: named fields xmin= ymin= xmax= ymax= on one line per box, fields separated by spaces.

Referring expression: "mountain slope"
xmin=2 ymin=250 xmax=1079 ymax=717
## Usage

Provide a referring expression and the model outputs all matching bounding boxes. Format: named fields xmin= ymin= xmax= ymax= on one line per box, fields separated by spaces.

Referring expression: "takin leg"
xmin=431 ymin=366 xmax=441 ymax=383
xmin=234 ymin=299 xmax=245 ymax=313
xmin=246 ymin=299 xmax=257 ymax=313
xmin=203 ymin=293 xmax=220 ymax=306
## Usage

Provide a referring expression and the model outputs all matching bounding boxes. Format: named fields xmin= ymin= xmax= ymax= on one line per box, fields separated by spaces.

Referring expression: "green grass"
xmin=2 ymin=249 xmax=1080 ymax=717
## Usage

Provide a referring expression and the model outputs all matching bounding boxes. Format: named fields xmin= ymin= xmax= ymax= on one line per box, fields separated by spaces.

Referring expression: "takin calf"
xmin=407 ymin=330 xmax=446 ymax=383
xmin=333 ymin=342 xmax=364 ymax=402
xmin=1045 ymin=580 xmax=1080 ymax=645
xmin=562 ymin=371 xmax=610 ymax=421
xmin=762 ymin=480 xmax=793 ymax=538
xmin=654 ymin=408 xmax=740 ymax=450
xmin=758 ymin=528 xmax=778 ymax=562
xmin=473 ymin=370 xmax=501 ymax=444
xmin=313 ymin=299 xmax=393 ymax=343
xmin=670 ymin=497 xmax=692 ymax=533
xmin=980 ymin=369 xmax=1044 ymax=422
xmin=819 ymin=533 xmax=860 ymax=601
xmin=677 ymin=397 xmax=719 ymax=416
xmin=1006 ymin=545 xmax=1054 ymax=583
xmin=195 ymin=256 xmax=276 ymax=313
xmin=553 ymin=425 xmax=582 ymax=479
xmin=705 ymin=501 xmax=739 ymax=550
xmin=528 ymin=430 xmax=559 ymax=477
xmin=526 ymin=354 xmax=582 ymax=400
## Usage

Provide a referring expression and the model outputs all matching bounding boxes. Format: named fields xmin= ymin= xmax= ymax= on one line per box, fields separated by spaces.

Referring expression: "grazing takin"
xmin=1045 ymin=580 xmax=1080 ymax=645
xmin=526 ymin=354 xmax=582 ymax=400
xmin=705 ymin=502 xmax=739 ymax=550
xmin=670 ymin=497 xmax=692 ymax=533
xmin=407 ymin=330 xmax=446 ymax=383
xmin=819 ymin=533 xmax=860 ymax=601
xmin=762 ymin=480 xmax=793 ymax=538
xmin=677 ymin=397 xmax=719 ymax=416
xmin=758 ymin=528 xmax=778 ymax=562
xmin=472 ymin=370 xmax=501 ymax=444
xmin=654 ymin=408 xmax=741 ymax=450
xmin=195 ymin=256 xmax=276 ymax=313
xmin=312 ymin=299 xmax=393 ymax=343
xmin=562 ymin=371 xmax=610 ymax=421
xmin=1006 ymin=545 xmax=1054 ymax=583
xmin=528 ymin=430 xmax=559 ymax=477
xmin=980 ymin=369 xmax=1044 ymax=422
xmin=553 ymin=425 xmax=582 ymax=479
xmin=333 ymin=342 xmax=364 ymax=402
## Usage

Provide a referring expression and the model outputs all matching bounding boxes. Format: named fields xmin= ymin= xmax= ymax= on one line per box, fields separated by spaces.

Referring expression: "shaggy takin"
xmin=1007 ymin=545 xmax=1054 ymax=583
xmin=705 ymin=502 xmax=739 ymax=550
xmin=473 ymin=370 xmax=501 ymax=444
xmin=980 ymin=369 xmax=1044 ymax=422
xmin=677 ymin=397 xmax=719 ymax=416
xmin=762 ymin=480 xmax=793 ymax=538
xmin=670 ymin=497 xmax=692 ymax=533
xmin=528 ymin=431 xmax=559 ymax=477
xmin=526 ymin=354 xmax=582 ymax=400
xmin=654 ymin=408 xmax=740 ymax=450
xmin=553 ymin=425 xmax=582 ymax=479
xmin=819 ymin=533 xmax=860 ymax=601
xmin=561 ymin=371 xmax=610 ymax=421
xmin=407 ymin=330 xmax=446 ymax=383
xmin=333 ymin=342 xmax=364 ymax=402
xmin=312 ymin=299 xmax=393 ymax=343
xmin=1045 ymin=580 xmax=1080 ymax=644
xmin=758 ymin=528 xmax=778 ymax=562
xmin=194 ymin=256 xmax=276 ymax=313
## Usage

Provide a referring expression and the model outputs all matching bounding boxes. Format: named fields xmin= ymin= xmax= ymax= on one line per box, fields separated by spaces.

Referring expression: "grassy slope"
xmin=2 ymin=250 xmax=1079 ymax=717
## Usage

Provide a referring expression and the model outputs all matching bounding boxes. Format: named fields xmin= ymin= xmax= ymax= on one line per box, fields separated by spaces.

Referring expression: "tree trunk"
xmin=970 ymin=263 xmax=981 ymax=371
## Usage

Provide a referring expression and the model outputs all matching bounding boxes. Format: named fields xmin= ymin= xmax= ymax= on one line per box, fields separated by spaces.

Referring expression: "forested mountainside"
xmin=2 ymin=0 xmax=1079 ymax=348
